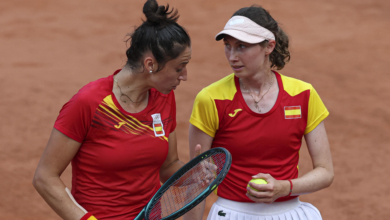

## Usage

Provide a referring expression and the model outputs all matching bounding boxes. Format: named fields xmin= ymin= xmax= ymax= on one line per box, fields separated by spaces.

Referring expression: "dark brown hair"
xmin=125 ymin=0 xmax=191 ymax=72
xmin=233 ymin=5 xmax=290 ymax=70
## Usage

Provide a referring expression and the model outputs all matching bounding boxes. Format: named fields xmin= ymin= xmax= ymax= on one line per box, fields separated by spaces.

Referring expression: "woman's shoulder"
xmin=205 ymin=73 xmax=235 ymax=89
xmin=279 ymin=73 xmax=314 ymax=96
xmin=71 ymin=75 xmax=112 ymax=105
xmin=197 ymin=73 xmax=236 ymax=99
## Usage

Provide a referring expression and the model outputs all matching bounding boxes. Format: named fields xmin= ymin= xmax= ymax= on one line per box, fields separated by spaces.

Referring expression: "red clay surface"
xmin=1 ymin=0 xmax=390 ymax=219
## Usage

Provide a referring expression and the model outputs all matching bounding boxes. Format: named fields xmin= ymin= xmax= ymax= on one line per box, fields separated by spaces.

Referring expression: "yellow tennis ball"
xmin=247 ymin=178 xmax=267 ymax=191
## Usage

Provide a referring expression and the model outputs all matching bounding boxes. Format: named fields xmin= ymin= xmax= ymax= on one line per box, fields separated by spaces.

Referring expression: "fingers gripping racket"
xmin=134 ymin=147 xmax=232 ymax=220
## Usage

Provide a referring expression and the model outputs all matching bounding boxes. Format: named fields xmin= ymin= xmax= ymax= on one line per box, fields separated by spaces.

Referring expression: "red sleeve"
xmin=169 ymin=91 xmax=177 ymax=133
xmin=54 ymin=91 xmax=94 ymax=143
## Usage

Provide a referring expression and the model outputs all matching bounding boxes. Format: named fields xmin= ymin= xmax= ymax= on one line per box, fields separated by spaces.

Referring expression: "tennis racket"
xmin=134 ymin=147 xmax=232 ymax=220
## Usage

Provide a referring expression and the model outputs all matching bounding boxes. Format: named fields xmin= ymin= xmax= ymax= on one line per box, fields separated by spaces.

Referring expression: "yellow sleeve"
xmin=305 ymin=86 xmax=329 ymax=134
xmin=189 ymin=88 xmax=219 ymax=137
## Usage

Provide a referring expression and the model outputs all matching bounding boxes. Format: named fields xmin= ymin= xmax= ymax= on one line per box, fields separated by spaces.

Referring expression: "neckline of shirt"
xmin=108 ymin=69 xmax=153 ymax=116
xmin=235 ymin=70 xmax=283 ymax=117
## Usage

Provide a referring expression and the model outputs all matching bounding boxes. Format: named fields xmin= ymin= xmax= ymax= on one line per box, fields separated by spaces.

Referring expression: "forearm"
xmin=33 ymin=129 xmax=87 ymax=219
xmin=290 ymin=165 xmax=334 ymax=196
xmin=248 ymin=165 xmax=334 ymax=203
xmin=292 ymin=121 xmax=334 ymax=195
xmin=183 ymin=201 xmax=205 ymax=220
xmin=33 ymin=174 xmax=86 ymax=220
xmin=160 ymin=159 xmax=185 ymax=183
xmin=184 ymin=124 xmax=214 ymax=219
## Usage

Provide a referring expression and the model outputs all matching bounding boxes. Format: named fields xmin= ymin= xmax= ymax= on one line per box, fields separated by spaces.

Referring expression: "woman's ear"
xmin=265 ymin=39 xmax=276 ymax=55
xmin=143 ymin=55 xmax=155 ymax=73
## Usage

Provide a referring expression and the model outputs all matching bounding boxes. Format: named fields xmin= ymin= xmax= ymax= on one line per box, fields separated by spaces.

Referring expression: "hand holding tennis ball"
xmin=247 ymin=175 xmax=284 ymax=203
xmin=247 ymin=178 xmax=268 ymax=191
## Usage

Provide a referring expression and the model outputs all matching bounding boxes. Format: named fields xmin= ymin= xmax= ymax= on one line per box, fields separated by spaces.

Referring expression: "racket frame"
xmin=135 ymin=147 xmax=232 ymax=220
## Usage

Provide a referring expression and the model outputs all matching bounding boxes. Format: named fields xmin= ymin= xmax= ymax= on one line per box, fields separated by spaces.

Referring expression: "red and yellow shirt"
xmin=54 ymin=70 xmax=176 ymax=219
xmin=190 ymin=71 xmax=328 ymax=202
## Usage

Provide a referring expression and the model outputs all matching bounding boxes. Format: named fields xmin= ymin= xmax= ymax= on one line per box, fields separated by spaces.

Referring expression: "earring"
xmin=149 ymin=64 xmax=154 ymax=73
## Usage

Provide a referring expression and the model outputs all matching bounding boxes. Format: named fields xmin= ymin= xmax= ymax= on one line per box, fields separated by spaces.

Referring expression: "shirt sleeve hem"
xmin=304 ymin=110 xmax=329 ymax=135
xmin=54 ymin=124 xmax=83 ymax=143
xmin=189 ymin=117 xmax=216 ymax=138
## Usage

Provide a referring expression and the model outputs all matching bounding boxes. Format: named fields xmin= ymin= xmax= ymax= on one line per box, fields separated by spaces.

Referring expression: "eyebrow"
xmin=180 ymin=57 xmax=191 ymax=65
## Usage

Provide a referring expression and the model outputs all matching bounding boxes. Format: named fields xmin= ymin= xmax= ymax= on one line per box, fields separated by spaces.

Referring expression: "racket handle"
xmin=134 ymin=208 xmax=145 ymax=220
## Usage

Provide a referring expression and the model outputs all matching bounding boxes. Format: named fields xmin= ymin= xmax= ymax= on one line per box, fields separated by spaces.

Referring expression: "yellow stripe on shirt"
xmin=285 ymin=109 xmax=301 ymax=116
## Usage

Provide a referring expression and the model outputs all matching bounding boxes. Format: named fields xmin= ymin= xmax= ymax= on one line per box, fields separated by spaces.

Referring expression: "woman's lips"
xmin=232 ymin=66 xmax=244 ymax=71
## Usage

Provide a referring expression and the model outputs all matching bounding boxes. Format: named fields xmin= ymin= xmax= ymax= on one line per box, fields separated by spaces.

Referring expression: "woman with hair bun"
xmin=188 ymin=5 xmax=334 ymax=220
xmin=33 ymin=0 xmax=192 ymax=219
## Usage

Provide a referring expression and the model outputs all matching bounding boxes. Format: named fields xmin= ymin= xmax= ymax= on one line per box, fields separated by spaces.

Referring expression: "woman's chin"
xmin=156 ymin=88 xmax=173 ymax=94
xmin=233 ymin=71 xmax=248 ymax=78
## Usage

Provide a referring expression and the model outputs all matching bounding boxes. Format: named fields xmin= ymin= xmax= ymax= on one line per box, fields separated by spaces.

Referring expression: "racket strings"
xmin=147 ymin=152 xmax=226 ymax=220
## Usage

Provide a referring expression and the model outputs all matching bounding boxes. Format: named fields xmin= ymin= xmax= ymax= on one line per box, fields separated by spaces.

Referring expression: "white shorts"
xmin=207 ymin=197 xmax=322 ymax=220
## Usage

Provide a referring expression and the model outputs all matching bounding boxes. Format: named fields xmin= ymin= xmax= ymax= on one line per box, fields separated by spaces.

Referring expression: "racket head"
xmin=144 ymin=147 xmax=232 ymax=220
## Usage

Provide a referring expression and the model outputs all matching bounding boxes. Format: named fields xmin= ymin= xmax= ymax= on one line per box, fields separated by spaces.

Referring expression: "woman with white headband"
xmin=187 ymin=5 xmax=334 ymax=220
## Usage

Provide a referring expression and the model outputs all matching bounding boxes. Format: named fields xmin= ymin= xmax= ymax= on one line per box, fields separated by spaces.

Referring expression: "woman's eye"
xmin=239 ymin=44 xmax=246 ymax=49
xmin=177 ymin=68 xmax=183 ymax=72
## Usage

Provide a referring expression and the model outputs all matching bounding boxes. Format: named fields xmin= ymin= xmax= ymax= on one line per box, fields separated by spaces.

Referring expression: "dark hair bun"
xmin=126 ymin=0 xmax=190 ymax=72
xmin=143 ymin=0 xmax=179 ymax=27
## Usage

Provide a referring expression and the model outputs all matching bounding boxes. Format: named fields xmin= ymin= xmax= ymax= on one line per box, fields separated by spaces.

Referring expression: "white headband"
xmin=215 ymin=16 xmax=275 ymax=43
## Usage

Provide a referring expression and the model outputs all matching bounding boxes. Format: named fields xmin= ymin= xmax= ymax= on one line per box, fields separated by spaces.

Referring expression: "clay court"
xmin=1 ymin=0 xmax=390 ymax=219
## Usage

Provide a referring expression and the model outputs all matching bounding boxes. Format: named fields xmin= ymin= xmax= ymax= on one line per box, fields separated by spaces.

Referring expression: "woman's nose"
xmin=228 ymin=49 xmax=238 ymax=62
xmin=179 ymin=69 xmax=187 ymax=81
